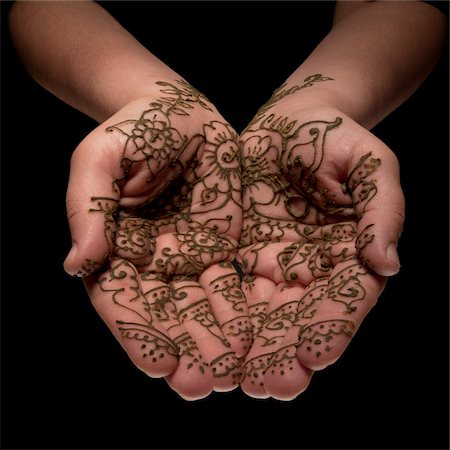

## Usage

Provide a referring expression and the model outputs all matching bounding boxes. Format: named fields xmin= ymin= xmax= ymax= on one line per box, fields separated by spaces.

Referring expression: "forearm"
xmin=284 ymin=1 xmax=447 ymax=129
xmin=9 ymin=1 xmax=179 ymax=122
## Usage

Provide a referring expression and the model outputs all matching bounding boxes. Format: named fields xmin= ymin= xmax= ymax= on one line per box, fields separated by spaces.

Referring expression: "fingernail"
xmin=386 ymin=243 xmax=401 ymax=275
xmin=63 ymin=244 xmax=78 ymax=275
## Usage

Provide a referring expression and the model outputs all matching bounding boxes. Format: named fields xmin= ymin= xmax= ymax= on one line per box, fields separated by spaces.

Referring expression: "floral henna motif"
xmin=106 ymin=80 xmax=213 ymax=183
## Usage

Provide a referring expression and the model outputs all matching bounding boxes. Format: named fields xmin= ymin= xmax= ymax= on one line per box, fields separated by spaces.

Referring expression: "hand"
xmin=238 ymin=77 xmax=405 ymax=400
xmin=64 ymin=80 xmax=251 ymax=400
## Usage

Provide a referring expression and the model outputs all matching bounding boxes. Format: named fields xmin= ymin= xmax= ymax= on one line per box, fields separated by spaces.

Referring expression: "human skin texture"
xmin=8 ymin=0 xmax=446 ymax=401
xmin=76 ymin=79 xmax=251 ymax=400
xmin=238 ymin=75 xmax=397 ymax=400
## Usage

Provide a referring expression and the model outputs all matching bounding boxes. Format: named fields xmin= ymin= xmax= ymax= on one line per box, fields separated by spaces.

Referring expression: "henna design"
xmin=209 ymin=269 xmax=246 ymax=312
xmin=248 ymin=301 xmax=269 ymax=335
xmin=355 ymin=224 xmax=376 ymax=268
xmin=238 ymin=75 xmax=386 ymax=394
xmin=259 ymin=300 xmax=298 ymax=347
xmin=211 ymin=352 xmax=241 ymax=383
xmin=174 ymin=332 xmax=208 ymax=374
xmin=326 ymin=263 xmax=368 ymax=314
xmin=115 ymin=218 xmax=157 ymax=267
xmin=106 ymin=80 xmax=212 ymax=182
xmin=221 ymin=316 xmax=253 ymax=352
xmin=277 ymin=239 xmax=331 ymax=281
xmin=241 ymin=117 xmax=344 ymax=252
xmin=267 ymin=344 xmax=298 ymax=377
xmin=345 ymin=152 xmax=380 ymax=214
xmin=244 ymin=74 xmax=333 ymax=131
xmin=151 ymin=224 xmax=236 ymax=276
xmin=73 ymin=197 xmax=119 ymax=277
xmin=297 ymin=319 xmax=355 ymax=359
xmin=97 ymin=259 xmax=178 ymax=361
xmin=241 ymin=353 xmax=273 ymax=388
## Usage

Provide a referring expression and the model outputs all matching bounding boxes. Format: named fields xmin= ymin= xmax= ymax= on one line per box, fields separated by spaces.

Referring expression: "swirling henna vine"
xmin=259 ymin=300 xmax=298 ymax=347
xmin=326 ymin=263 xmax=368 ymax=314
xmin=115 ymin=218 xmax=157 ymax=267
xmin=146 ymin=225 xmax=236 ymax=276
xmin=248 ymin=301 xmax=269 ymax=335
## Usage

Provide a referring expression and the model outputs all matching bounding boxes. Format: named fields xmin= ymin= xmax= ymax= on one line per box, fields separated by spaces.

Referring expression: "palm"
xmin=69 ymin=80 xmax=251 ymax=400
xmin=238 ymin=95 xmax=399 ymax=400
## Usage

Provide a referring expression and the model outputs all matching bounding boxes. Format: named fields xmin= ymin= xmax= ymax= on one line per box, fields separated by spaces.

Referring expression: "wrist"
xmin=277 ymin=78 xmax=379 ymax=129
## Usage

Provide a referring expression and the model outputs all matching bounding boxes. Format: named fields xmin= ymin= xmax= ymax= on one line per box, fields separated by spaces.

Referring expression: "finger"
xmin=240 ymin=281 xmax=305 ymax=399
xmin=263 ymin=325 xmax=314 ymax=401
xmin=242 ymin=274 xmax=275 ymax=336
xmin=64 ymin=133 xmax=121 ymax=277
xmin=169 ymin=277 xmax=242 ymax=393
xmin=84 ymin=258 xmax=179 ymax=378
xmin=139 ymin=272 xmax=214 ymax=401
xmin=164 ymin=324 xmax=214 ymax=401
xmin=295 ymin=259 xmax=386 ymax=371
xmin=199 ymin=263 xmax=252 ymax=358
xmin=348 ymin=144 xmax=405 ymax=277
xmin=262 ymin=278 xmax=328 ymax=400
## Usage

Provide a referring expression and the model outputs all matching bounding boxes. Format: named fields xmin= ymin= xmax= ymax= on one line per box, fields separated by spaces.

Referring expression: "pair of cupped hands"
xmin=64 ymin=75 xmax=404 ymax=401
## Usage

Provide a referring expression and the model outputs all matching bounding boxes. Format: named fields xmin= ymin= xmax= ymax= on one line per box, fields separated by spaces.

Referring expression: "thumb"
xmin=64 ymin=136 xmax=120 ymax=277
xmin=349 ymin=143 xmax=405 ymax=277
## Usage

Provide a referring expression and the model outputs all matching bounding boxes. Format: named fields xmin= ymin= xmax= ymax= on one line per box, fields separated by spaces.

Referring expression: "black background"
xmin=1 ymin=2 xmax=449 ymax=449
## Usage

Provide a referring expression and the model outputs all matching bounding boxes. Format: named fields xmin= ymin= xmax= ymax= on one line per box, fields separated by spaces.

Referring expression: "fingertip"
xmin=383 ymin=242 xmax=401 ymax=276
xmin=63 ymin=244 xmax=78 ymax=276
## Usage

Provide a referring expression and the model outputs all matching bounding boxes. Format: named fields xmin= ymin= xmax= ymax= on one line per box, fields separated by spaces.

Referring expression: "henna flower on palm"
xmin=178 ymin=227 xmax=235 ymax=267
